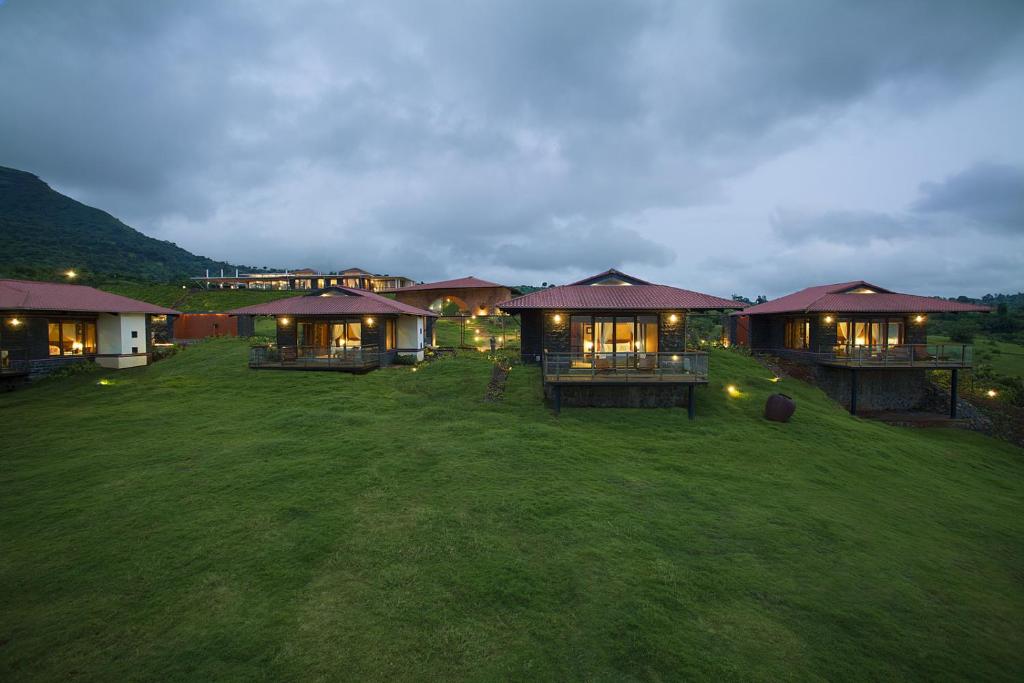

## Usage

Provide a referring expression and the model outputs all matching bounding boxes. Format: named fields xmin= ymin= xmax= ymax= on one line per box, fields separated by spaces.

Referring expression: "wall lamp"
xmin=279 ymin=317 xmax=290 ymax=326
xmin=669 ymin=314 xmax=679 ymax=323
xmin=366 ymin=317 xmax=375 ymax=326
xmin=553 ymin=314 xmax=562 ymax=323
xmin=8 ymin=317 xmax=22 ymax=327
xmin=914 ymin=315 xmax=926 ymax=324
xmin=824 ymin=315 xmax=834 ymax=324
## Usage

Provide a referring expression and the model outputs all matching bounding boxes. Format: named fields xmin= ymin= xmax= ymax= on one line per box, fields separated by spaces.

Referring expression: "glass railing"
xmin=817 ymin=343 xmax=973 ymax=367
xmin=542 ymin=351 xmax=709 ymax=382
xmin=249 ymin=345 xmax=382 ymax=369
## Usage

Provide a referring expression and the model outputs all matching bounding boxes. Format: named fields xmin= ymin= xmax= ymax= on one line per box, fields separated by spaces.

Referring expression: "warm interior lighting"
xmin=914 ymin=315 xmax=926 ymax=323
xmin=824 ymin=315 xmax=834 ymax=324
xmin=553 ymin=314 xmax=562 ymax=323
xmin=669 ymin=314 xmax=679 ymax=323
xmin=584 ymin=340 xmax=594 ymax=351
xmin=726 ymin=384 xmax=740 ymax=397
xmin=72 ymin=341 xmax=84 ymax=352
xmin=279 ymin=317 xmax=290 ymax=326
xmin=65 ymin=269 xmax=77 ymax=279
xmin=986 ymin=389 xmax=998 ymax=398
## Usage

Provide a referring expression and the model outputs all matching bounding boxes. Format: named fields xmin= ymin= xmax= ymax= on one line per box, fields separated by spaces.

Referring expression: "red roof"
xmin=384 ymin=276 xmax=509 ymax=293
xmin=0 ymin=279 xmax=178 ymax=314
xmin=737 ymin=281 xmax=992 ymax=315
xmin=227 ymin=287 xmax=438 ymax=317
xmin=498 ymin=270 xmax=742 ymax=311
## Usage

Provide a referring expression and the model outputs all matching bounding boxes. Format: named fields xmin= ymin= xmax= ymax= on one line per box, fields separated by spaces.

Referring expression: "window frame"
xmin=47 ymin=318 xmax=98 ymax=357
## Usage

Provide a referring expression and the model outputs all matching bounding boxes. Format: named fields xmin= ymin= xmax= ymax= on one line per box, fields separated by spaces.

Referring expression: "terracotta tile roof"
xmin=227 ymin=287 xmax=438 ymax=317
xmin=383 ymin=276 xmax=508 ymax=292
xmin=736 ymin=281 xmax=992 ymax=315
xmin=567 ymin=268 xmax=652 ymax=286
xmin=0 ymin=279 xmax=178 ymax=314
xmin=498 ymin=270 xmax=742 ymax=311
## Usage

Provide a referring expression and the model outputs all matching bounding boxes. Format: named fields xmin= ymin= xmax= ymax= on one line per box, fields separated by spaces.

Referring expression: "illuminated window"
xmin=47 ymin=319 xmax=97 ymax=356
xmin=385 ymin=319 xmax=396 ymax=351
xmin=568 ymin=314 xmax=659 ymax=357
xmin=784 ymin=318 xmax=811 ymax=350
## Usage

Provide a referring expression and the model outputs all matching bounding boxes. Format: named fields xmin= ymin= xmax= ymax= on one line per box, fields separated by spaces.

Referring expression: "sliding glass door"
xmin=569 ymin=314 xmax=658 ymax=367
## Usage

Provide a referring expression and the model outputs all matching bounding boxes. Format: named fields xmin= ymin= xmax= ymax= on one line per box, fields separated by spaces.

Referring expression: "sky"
xmin=1 ymin=0 xmax=1023 ymax=298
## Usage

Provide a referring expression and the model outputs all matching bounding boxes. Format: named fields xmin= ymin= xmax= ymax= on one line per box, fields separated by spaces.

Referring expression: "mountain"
xmin=0 ymin=165 xmax=241 ymax=282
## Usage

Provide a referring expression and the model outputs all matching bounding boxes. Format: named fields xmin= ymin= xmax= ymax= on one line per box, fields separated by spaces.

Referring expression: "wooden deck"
xmin=543 ymin=372 xmax=707 ymax=385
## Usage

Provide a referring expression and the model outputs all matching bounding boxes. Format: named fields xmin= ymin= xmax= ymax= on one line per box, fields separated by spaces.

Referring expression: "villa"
xmin=229 ymin=286 xmax=436 ymax=371
xmin=0 ymin=279 xmax=178 ymax=379
xmin=497 ymin=269 xmax=743 ymax=414
xmin=728 ymin=280 xmax=991 ymax=416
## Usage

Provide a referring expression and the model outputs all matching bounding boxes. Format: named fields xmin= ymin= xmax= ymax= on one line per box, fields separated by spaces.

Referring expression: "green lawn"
xmin=1 ymin=341 xmax=1022 ymax=680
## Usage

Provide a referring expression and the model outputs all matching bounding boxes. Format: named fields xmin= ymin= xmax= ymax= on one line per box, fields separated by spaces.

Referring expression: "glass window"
xmin=638 ymin=316 xmax=658 ymax=353
xmin=84 ymin=322 xmax=97 ymax=354
xmin=570 ymin=316 xmax=591 ymax=354
xmin=48 ymin=322 xmax=61 ymax=356
xmin=346 ymin=322 xmax=361 ymax=348
xmin=615 ymin=317 xmax=635 ymax=352
xmin=386 ymin=319 xmax=396 ymax=350
xmin=595 ymin=317 xmax=615 ymax=354
xmin=887 ymin=321 xmax=902 ymax=346
xmin=784 ymin=318 xmax=810 ymax=349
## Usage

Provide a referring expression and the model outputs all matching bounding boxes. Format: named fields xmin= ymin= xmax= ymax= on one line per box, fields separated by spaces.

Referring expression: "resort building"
xmin=497 ymin=269 xmax=743 ymax=414
xmin=229 ymin=286 xmax=436 ymax=372
xmin=384 ymin=276 xmax=518 ymax=317
xmin=729 ymin=281 xmax=990 ymax=415
xmin=192 ymin=266 xmax=415 ymax=292
xmin=0 ymin=279 xmax=178 ymax=379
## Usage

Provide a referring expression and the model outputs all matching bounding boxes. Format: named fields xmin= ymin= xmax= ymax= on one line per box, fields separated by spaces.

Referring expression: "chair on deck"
xmin=636 ymin=355 xmax=656 ymax=372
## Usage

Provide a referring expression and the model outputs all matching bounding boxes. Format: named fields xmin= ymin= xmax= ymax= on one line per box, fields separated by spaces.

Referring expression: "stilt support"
xmin=687 ymin=384 xmax=695 ymax=420
xmin=950 ymin=368 xmax=959 ymax=419
xmin=553 ymin=384 xmax=561 ymax=415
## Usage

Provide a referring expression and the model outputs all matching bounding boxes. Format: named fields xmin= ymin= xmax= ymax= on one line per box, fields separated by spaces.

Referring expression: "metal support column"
xmin=553 ymin=384 xmax=561 ymax=415
xmin=687 ymin=384 xmax=695 ymax=420
xmin=950 ymin=368 xmax=959 ymax=419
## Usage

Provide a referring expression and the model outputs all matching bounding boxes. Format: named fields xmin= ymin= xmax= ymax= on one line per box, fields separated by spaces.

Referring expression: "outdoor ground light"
xmin=726 ymin=384 xmax=740 ymax=397
xmin=986 ymin=389 xmax=998 ymax=398
xmin=65 ymin=269 xmax=77 ymax=279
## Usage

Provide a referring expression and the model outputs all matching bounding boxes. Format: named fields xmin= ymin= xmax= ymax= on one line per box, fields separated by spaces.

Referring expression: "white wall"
xmin=96 ymin=313 xmax=148 ymax=369
xmin=397 ymin=315 xmax=425 ymax=361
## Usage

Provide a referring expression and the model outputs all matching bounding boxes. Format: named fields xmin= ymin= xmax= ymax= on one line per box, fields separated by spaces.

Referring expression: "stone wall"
xmin=544 ymin=382 xmax=691 ymax=408
xmin=815 ymin=366 xmax=930 ymax=411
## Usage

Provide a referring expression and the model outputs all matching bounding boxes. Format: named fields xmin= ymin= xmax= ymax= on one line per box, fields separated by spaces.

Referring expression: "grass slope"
xmin=0 ymin=165 xmax=241 ymax=281
xmin=1 ymin=342 xmax=1022 ymax=680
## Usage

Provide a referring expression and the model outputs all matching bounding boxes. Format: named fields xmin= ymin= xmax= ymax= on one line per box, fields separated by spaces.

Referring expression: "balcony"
xmin=543 ymin=351 xmax=709 ymax=384
xmin=248 ymin=345 xmax=384 ymax=371
xmin=783 ymin=343 xmax=973 ymax=369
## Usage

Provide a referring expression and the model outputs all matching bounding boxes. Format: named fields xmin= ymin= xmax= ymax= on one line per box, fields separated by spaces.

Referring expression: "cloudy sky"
xmin=2 ymin=0 xmax=1023 ymax=297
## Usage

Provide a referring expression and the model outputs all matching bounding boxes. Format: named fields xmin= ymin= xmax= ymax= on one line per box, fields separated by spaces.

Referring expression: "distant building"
xmin=191 ymin=266 xmax=416 ymax=292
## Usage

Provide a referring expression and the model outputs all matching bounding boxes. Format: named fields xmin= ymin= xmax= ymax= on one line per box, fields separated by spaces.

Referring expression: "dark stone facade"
xmin=815 ymin=366 xmax=930 ymax=411
xmin=544 ymin=383 xmax=691 ymax=408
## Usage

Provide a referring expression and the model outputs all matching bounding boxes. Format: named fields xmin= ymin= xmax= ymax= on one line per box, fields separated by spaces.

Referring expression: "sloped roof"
xmin=567 ymin=268 xmax=652 ymax=286
xmin=384 ymin=276 xmax=509 ymax=292
xmin=736 ymin=281 xmax=991 ymax=315
xmin=0 ymin=279 xmax=178 ymax=314
xmin=227 ymin=286 xmax=437 ymax=317
xmin=498 ymin=270 xmax=741 ymax=311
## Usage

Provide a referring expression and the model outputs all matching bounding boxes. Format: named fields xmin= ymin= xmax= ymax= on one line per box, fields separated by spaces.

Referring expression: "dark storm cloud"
xmin=1 ymin=0 xmax=1022 ymax=291
xmin=913 ymin=162 xmax=1024 ymax=232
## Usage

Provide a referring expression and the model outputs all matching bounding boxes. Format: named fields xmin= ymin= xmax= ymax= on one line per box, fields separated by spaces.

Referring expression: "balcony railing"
xmin=780 ymin=343 xmax=973 ymax=368
xmin=249 ymin=345 xmax=382 ymax=370
xmin=543 ymin=351 xmax=709 ymax=383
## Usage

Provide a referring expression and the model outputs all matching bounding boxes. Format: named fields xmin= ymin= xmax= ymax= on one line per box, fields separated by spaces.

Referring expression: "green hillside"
xmin=0 ymin=165 xmax=244 ymax=281
xmin=1 ymin=342 xmax=1022 ymax=679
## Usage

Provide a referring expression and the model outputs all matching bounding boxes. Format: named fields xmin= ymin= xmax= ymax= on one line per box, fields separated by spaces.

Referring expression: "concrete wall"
xmin=815 ymin=366 xmax=930 ymax=411
xmin=96 ymin=313 xmax=148 ymax=369
xmin=397 ymin=315 xmax=425 ymax=361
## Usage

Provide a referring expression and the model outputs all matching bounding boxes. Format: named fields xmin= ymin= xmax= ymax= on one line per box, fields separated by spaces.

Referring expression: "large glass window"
xmin=842 ymin=318 xmax=904 ymax=349
xmin=567 ymin=315 xmax=660 ymax=356
xmin=385 ymin=319 xmax=396 ymax=351
xmin=326 ymin=322 xmax=362 ymax=348
xmin=47 ymin=320 xmax=97 ymax=356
